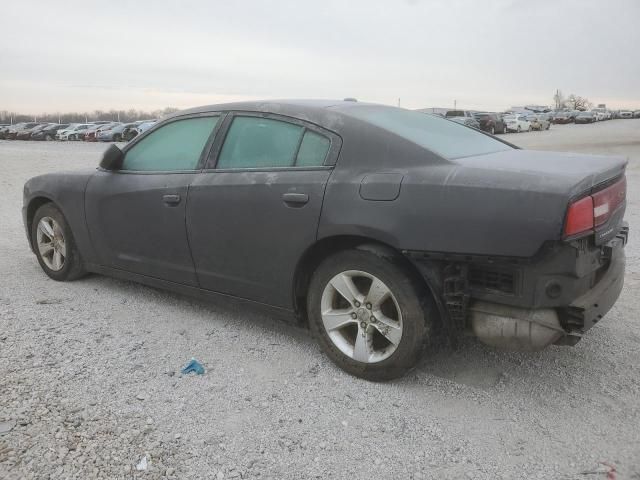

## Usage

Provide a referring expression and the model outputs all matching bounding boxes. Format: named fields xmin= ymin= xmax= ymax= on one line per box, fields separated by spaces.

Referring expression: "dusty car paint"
xmin=23 ymin=100 xmax=628 ymax=348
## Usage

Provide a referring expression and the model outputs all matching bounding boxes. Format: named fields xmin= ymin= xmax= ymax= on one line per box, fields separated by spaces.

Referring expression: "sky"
xmin=1 ymin=0 xmax=639 ymax=115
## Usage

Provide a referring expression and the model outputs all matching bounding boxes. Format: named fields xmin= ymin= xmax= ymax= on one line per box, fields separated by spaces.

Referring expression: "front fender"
xmin=23 ymin=171 xmax=97 ymax=264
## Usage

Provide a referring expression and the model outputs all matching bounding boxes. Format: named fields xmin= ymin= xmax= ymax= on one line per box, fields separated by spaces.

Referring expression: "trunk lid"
xmin=453 ymin=149 xmax=627 ymax=199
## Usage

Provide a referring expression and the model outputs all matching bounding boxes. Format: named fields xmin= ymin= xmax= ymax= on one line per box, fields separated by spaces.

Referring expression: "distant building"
xmin=415 ymin=107 xmax=450 ymax=115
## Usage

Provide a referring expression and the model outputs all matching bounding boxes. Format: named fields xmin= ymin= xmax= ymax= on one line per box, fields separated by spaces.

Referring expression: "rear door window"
xmin=216 ymin=116 xmax=331 ymax=169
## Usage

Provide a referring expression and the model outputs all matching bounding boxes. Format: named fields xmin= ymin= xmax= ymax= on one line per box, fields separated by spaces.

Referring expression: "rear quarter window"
xmin=344 ymin=106 xmax=512 ymax=159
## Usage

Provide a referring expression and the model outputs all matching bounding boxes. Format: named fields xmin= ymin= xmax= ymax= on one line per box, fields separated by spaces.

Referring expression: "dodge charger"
xmin=23 ymin=100 xmax=628 ymax=380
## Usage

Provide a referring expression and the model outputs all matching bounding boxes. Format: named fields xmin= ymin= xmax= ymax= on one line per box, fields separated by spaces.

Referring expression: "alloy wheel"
xmin=36 ymin=216 xmax=66 ymax=271
xmin=320 ymin=270 xmax=403 ymax=363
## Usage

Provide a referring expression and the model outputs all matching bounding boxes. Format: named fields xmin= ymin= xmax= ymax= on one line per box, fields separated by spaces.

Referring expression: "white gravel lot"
xmin=1 ymin=120 xmax=639 ymax=480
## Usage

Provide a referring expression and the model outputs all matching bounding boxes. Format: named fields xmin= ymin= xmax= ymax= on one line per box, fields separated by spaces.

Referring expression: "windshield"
xmin=343 ymin=106 xmax=512 ymax=159
xmin=445 ymin=110 xmax=465 ymax=118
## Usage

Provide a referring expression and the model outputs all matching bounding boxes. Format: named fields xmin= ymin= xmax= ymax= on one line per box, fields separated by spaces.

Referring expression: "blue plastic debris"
xmin=181 ymin=358 xmax=205 ymax=375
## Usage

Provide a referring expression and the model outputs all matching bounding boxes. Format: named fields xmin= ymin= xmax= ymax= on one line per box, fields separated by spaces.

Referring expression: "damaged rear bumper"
xmin=405 ymin=223 xmax=628 ymax=349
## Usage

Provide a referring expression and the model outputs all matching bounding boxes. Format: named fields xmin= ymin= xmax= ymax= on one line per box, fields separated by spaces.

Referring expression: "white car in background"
xmin=591 ymin=109 xmax=606 ymax=121
xmin=619 ymin=110 xmax=634 ymax=119
xmin=504 ymin=114 xmax=532 ymax=132
xmin=134 ymin=120 xmax=156 ymax=136
xmin=56 ymin=124 xmax=91 ymax=141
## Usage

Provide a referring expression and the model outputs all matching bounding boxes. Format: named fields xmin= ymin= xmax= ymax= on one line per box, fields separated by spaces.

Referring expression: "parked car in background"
xmin=16 ymin=123 xmax=52 ymax=140
xmin=57 ymin=124 xmax=91 ymax=141
xmin=0 ymin=125 xmax=13 ymax=139
xmin=591 ymin=109 xmax=606 ymax=121
xmin=16 ymin=123 xmax=50 ymax=140
xmin=4 ymin=122 xmax=39 ymax=140
xmin=134 ymin=120 xmax=157 ymax=136
xmin=552 ymin=112 xmax=572 ymax=124
xmin=619 ymin=111 xmax=634 ymax=119
xmin=31 ymin=124 xmax=70 ymax=141
xmin=22 ymin=100 xmax=629 ymax=381
xmin=445 ymin=110 xmax=475 ymax=119
xmin=633 ymin=110 xmax=640 ymax=118
xmin=526 ymin=114 xmax=550 ymax=131
xmin=97 ymin=122 xmax=135 ymax=142
xmin=567 ymin=111 xmax=581 ymax=121
xmin=122 ymin=120 xmax=148 ymax=141
xmin=0 ymin=124 xmax=20 ymax=139
xmin=79 ymin=124 xmax=106 ymax=141
xmin=85 ymin=123 xmax=120 ymax=142
xmin=504 ymin=114 xmax=531 ymax=132
xmin=575 ymin=112 xmax=596 ymax=124
xmin=472 ymin=112 xmax=506 ymax=134
xmin=449 ymin=117 xmax=481 ymax=129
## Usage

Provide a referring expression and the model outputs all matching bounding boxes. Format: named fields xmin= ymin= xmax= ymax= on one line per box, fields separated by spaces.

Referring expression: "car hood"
xmin=452 ymin=149 xmax=627 ymax=197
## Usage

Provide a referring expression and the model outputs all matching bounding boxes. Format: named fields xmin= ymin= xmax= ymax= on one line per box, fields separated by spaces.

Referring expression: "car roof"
xmin=167 ymin=99 xmax=428 ymax=135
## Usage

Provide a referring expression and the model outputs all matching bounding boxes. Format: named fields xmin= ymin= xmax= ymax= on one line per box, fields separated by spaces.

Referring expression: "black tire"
xmin=517 ymin=125 xmax=522 ymax=132
xmin=69 ymin=134 xmax=76 ymax=141
xmin=113 ymin=133 xmax=121 ymax=142
xmin=31 ymin=203 xmax=85 ymax=281
xmin=45 ymin=134 xmax=53 ymax=141
xmin=307 ymin=248 xmax=433 ymax=381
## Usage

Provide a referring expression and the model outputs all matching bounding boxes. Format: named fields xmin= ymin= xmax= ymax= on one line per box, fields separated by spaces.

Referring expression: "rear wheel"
xmin=32 ymin=203 xmax=85 ymax=281
xmin=517 ymin=125 xmax=522 ymax=132
xmin=307 ymin=248 xmax=432 ymax=381
xmin=45 ymin=134 xmax=53 ymax=141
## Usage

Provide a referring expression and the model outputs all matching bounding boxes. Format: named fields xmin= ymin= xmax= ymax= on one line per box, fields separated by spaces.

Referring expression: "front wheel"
xmin=307 ymin=248 xmax=432 ymax=381
xmin=32 ymin=203 xmax=85 ymax=281
xmin=517 ymin=125 xmax=522 ymax=132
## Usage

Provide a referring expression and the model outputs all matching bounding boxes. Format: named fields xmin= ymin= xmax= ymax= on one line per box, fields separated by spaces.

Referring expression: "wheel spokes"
xmin=38 ymin=242 xmax=54 ymax=257
xmin=330 ymin=273 xmax=363 ymax=306
xmin=366 ymin=277 xmax=390 ymax=308
xmin=372 ymin=314 xmax=402 ymax=345
xmin=53 ymin=250 xmax=64 ymax=270
xmin=353 ymin=326 xmax=373 ymax=362
xmin=322 ymin=309 xmax=356 ymax=331
xmin=38 ymin=220 xmax=55 ymax=240
xmin=321 ymin=270 xmax=403 ymax=364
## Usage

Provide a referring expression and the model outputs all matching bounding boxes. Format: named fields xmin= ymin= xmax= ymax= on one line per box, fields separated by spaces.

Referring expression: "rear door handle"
xmin=162 ymin=194 xmax=181 ymax=206
xmin=282 ymin=193 xmax=309 ymax=205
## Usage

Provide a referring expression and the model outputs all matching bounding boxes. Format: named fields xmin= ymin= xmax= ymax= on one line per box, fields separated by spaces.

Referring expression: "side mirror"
xmin=99 ymin=144 xmax=124 ymax=171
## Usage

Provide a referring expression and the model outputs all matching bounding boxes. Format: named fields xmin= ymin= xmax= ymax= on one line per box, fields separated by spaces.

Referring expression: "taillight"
xmin=563 ymin=176 xmax=626 ymax=237
xmin=564 ymin=196 xmax=593 ymax=237
xmin=592 ymin=177 xmax=626 ymax=226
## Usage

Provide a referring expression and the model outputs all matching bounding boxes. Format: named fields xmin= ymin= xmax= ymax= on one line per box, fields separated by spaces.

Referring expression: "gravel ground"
xmin=1 ymin=120 xmax=639 ymax=479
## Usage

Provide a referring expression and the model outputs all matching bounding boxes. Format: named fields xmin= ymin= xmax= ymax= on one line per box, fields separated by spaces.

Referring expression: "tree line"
xmin=552 ymin=91 xmax=593 ymax=111
xmin=0 ymin=107 xmax=180 ymax=124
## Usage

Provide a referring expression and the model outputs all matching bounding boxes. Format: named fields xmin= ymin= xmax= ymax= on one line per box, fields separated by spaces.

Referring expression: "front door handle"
xmin=162 ymin=194 xmax=181 ymax=206
xmin=282 ymin=193 xmax=309 ymax=205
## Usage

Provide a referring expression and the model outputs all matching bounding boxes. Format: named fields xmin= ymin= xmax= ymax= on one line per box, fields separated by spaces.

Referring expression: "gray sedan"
xmin=22 ymin=100 xmax=628 ymax=380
